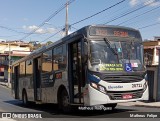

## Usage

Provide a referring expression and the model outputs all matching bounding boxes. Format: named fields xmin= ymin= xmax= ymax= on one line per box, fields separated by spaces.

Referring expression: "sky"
xmin=0 ymin=0 xmax=160 ymax=43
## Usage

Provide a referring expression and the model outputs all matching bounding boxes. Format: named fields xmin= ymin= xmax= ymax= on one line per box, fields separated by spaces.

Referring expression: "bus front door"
xmin=33 ymin=57 xmax=42 ymax=101
xmin=69 ymin=40 xmax=85 ymax=104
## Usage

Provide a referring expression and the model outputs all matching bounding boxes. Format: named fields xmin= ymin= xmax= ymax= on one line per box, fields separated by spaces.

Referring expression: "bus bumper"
xmin=87 ymin=85 xmax=149 ymax=106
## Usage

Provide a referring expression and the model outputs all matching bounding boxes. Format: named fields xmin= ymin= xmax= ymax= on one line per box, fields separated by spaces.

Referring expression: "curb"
xmin=118 ymin=102 xmax=160 ymax=108
xmin=0 ymin=82 xmax=10 ymax=88
xmin=134 ymin=104 xmax=160 ymax=108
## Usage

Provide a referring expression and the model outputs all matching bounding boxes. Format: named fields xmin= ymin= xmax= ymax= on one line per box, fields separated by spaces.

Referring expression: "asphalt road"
xmin=0 ymin=85 xmax=160 ymax=121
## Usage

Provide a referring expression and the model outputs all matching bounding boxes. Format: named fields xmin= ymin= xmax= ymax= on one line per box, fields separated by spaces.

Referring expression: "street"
xmin=0 ymin=85 xmax=160 ymax=121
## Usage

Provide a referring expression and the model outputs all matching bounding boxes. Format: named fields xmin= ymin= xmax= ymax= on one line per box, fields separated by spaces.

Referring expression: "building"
xmin=143 ymin=38 xmax=160 ymax=66
xmin=143 ymin=37 xmax=160 ymax=101
xmin=0 ymin=41 xmax=32 ymax=83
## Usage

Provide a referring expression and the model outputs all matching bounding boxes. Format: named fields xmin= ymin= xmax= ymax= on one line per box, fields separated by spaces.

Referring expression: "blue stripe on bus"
xmin=88 ymin=73 xmax=100 ymax=83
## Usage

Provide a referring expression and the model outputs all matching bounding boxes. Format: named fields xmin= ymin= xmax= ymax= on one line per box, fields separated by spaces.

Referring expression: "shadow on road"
xmin=4 ymin=100 xmax=136 ymax=118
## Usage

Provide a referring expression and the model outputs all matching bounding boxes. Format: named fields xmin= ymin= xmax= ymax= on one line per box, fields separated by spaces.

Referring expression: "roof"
xmin=143 ymin=40 xmax=160 ymax=46
xmin=0 ymin=42 xmax=30 ymax=47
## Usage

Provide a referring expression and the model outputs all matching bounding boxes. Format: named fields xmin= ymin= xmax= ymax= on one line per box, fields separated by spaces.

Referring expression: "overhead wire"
xmin=19 ymin=0 xmax=76 ymax=41
xmin=41 ymin=0 xmax=127 ymax=43
xmin=70 ymin=0 xmax=127 ymax=26
xmin=39 ymin=29 xmax=63 ymax=43
xmin=103 ymin=0 xmax=160 ymax=25
xmin=0 ymin=25 xmax=29 ymax=34
xmin=118 ymin=10 xmax=160 ymax=27
xmin=0 ymin=34 xmax=22 ymax=38
xmin=95 ymin=0 xmax=149 ymax=24
xmin=117 ymin=5 xmax=160 ymax=25
xmin=138 ymin=22 xmax=160 ymax=29
xmin=23 ymin=0 xmax=160 ymax=43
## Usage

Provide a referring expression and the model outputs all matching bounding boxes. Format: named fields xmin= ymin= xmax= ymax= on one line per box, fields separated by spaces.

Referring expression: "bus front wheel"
xmin=58 ymin=89 xmax=70 ymax=112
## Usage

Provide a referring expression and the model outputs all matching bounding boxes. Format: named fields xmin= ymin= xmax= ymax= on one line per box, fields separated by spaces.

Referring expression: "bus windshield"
xmin=89 ymin=38 xmax=145 ymax=72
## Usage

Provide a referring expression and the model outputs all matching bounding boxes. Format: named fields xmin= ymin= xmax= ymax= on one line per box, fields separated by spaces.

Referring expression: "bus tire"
xmin=22 ymin=90 xmax=28 ymax=106
xmin=58 ymin=89 xmax=71 ymax=113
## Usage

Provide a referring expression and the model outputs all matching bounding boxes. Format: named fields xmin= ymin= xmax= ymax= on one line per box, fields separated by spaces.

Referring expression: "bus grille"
xmin=107 ymin=89 xmax=144 ymax=100
xmin=102 ymin=75 xmax=143 ymax=83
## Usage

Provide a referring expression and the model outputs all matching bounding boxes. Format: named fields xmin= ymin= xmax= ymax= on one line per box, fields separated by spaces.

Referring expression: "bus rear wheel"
xmin=58 ymin=89 xmax=71 ymax=113
xmin=22 ymin=91 xmax=28 ymax=106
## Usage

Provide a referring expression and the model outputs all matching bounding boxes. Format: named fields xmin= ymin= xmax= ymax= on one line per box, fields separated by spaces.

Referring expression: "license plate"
xmin=122 ymin=94 xmax=133 ymax=99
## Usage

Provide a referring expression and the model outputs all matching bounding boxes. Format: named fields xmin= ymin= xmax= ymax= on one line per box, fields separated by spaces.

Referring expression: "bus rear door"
xmin=33 ymin=57 xmax=42 ymax=101
xmin=13 ymin=65 xmax=19 ymax=99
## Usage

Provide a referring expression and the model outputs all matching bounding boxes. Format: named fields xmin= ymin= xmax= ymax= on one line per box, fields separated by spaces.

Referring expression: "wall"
xmin=0 ymin=44 xmax=30 ymax=53
xmin=146 ymin=66 xmax=158 ymax=101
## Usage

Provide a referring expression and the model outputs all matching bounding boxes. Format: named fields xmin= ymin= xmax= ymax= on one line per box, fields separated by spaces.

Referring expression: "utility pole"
xmin=65 ymin=0 xmax=69 ymax=36
xmin=8 ymin=43 xmax=11 ymax=88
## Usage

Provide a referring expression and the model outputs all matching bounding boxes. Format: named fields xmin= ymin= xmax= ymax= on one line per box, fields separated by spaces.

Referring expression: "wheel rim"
xmin=62 ymin=95 xmax=69 ymax=107
xmin=61 ymin=90 xmax=69 ymax=109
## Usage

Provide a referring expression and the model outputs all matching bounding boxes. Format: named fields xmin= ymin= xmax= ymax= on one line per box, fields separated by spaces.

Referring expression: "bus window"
xmin=42 ymin=50 xmax=52 ymax=73
xmin=53 ymin=45 xmax=67 ymax=71
xmin=26 ymin=60 xmax=33 ymax=77
xmin=20 ymin=62 xmax=25 ymax=78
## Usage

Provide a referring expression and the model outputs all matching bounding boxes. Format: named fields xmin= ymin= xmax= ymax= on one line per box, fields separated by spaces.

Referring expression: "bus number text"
xmin=132 ymin=84 xmax=142 ymax=88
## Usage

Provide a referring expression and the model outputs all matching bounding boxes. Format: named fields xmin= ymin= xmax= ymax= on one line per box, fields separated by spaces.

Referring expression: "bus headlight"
xmin=90 ymin=82 xmax=107 ymax=94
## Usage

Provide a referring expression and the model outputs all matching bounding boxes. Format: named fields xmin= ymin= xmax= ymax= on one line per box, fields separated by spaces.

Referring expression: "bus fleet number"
xmin=132 ymin=84 xmax=142 ymax=88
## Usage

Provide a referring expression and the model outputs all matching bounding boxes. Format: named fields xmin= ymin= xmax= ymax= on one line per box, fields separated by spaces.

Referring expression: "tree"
xmin=46 ymin=41 xmax=53 ymax=45
xmin=29 ymin=41 xmax=42 ymax=51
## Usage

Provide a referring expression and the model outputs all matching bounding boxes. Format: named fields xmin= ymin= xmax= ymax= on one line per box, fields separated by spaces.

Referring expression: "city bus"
xmin=11 ymin=25 xmax=148 ymax=111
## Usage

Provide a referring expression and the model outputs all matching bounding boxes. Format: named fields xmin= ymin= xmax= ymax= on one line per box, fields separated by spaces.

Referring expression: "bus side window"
xmin=20 ymin=62 xmax=26 ymax=78
xmin=53 ymin=45 xmax=67 ymax=71
xmin=42 ymin=50 xmax=52 ymax=73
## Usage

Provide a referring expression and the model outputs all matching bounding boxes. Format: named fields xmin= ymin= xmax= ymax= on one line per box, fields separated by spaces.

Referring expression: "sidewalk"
xmin=118 ymin=101 xmax=160 ymax=108
xmin=0 ymin=81 xmax=10 ymax=88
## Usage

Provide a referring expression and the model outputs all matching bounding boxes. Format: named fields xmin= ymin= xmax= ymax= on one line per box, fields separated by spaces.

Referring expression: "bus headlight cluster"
xmin=90 ymin=82 xmax=107 ymax=94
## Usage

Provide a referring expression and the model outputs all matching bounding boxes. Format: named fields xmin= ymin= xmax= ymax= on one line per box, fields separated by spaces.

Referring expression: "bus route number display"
xmin=89 ymin=26 xmax=140 ymax=39
xmin=95 ymin=29 xmax=107 ymax=36
xmin=114 ymin=31 xmax=128 ymax=37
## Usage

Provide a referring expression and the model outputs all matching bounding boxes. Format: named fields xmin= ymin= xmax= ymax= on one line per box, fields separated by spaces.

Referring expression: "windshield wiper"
xmin=128 ymin=39 xmax=135 ymax=63
xmin=104 ymin=38 xmax=118 ymax=55
xmin=104 ymin=38 xmax=119 ymax=63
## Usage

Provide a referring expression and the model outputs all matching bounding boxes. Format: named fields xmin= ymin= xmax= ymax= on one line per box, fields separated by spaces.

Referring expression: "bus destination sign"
xmin=89 ymin=26 xmax=141 ymax=39
xmin=114 ymin=31 xmax=128 ymax=37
